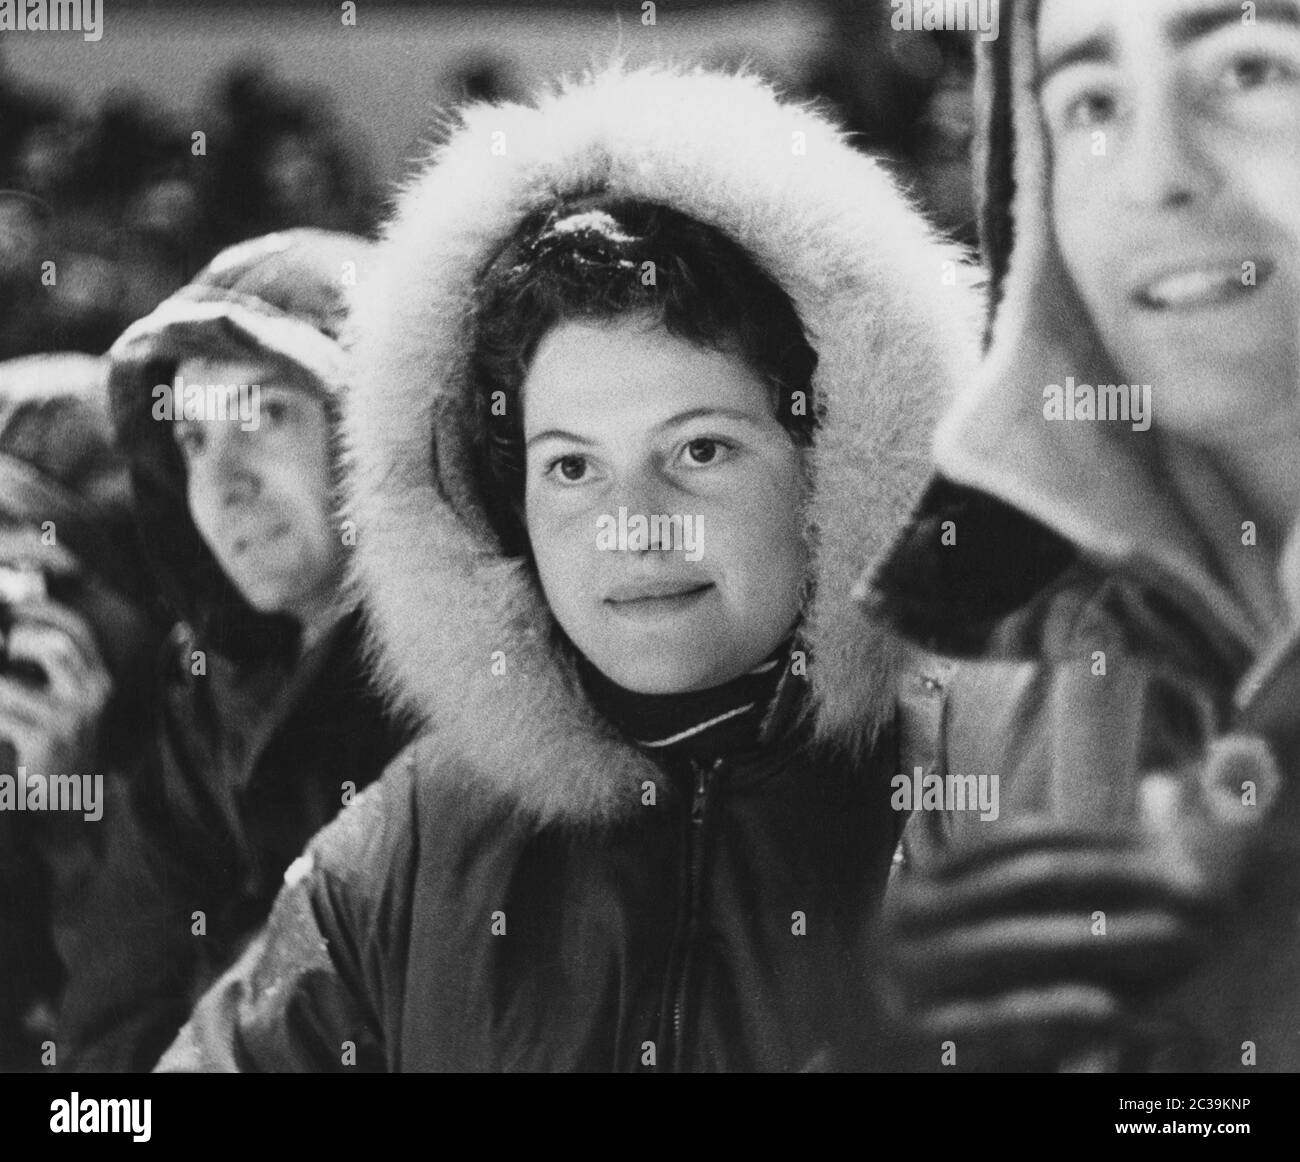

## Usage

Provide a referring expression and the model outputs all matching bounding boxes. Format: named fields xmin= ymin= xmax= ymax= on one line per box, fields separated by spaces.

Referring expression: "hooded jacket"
xmin=0 ymin=353 xmax=166 ymax=1071
xmin=157 ymin=66 xmax=980 ymax=1073
xmin=55 ymin=232 xmax=410 ymax=1071
xmin=864 ymin=0 xmax=1300 ymax=1071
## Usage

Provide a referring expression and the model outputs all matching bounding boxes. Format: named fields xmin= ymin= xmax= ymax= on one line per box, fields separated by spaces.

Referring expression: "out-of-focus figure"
xmin=0 ymin=352 xmax=165 ymax=1071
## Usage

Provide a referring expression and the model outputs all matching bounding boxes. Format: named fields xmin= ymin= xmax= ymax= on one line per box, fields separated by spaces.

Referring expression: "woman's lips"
xmin=604 ymin=581 xmax=714 ymax=618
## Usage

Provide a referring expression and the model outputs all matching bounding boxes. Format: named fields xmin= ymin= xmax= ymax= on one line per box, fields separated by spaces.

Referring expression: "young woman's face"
xmin=174 ymin=355 xmax=343 ymax=623
xmin=523 ymin=317 xmax=809 ymax=695
xmin=1038 ymin=0 xmax=1300 ymax=437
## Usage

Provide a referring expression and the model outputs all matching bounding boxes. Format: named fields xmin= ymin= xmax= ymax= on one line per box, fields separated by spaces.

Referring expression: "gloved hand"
xmin=878 ymin=821 xmax=1226 ymax=1072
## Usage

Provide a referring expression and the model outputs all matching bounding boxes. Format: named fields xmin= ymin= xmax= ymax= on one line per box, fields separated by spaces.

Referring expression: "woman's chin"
xmin=594 ymin=655 xmax=745 ymax=696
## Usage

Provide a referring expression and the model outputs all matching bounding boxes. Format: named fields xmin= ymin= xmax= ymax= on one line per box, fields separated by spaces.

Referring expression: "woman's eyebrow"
xmin=659 ymin=407 xmax=766 ymax=430
xmin=525 ymin=428 xmax=596 ymax=449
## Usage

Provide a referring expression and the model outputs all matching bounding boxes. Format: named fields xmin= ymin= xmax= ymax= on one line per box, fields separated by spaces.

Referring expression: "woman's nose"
xmin=617 ymin=466 xmax=677 ymax=551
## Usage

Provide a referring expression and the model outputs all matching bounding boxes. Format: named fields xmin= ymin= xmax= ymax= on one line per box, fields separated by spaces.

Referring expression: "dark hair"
xmin=467 ymin=198 xmax=819 ymax=557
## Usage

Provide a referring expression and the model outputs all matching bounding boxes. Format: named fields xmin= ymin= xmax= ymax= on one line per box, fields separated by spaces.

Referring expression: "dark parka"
xmin=865 ymin=0 xmax=1300 ymax=1071
xmin=56 ymin=231 xmax=410 ymax=1071
xmin=157 ymin=67 xmax=980 ymax=1073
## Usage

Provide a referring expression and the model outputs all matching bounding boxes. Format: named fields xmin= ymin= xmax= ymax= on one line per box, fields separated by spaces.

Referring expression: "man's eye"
xmin=547 ymin=454 xmax=589 ymax=483
xmin=176 ymin=428 xmax=204 ymax=456
xmin=1222 ymin=53 xmax=1293 ymax=91
xmin=263 ymin=400 xmax=289 ymax=424
xmin=1064 ymin=90 xmax=1117 ymax=129
xmin=680 ymin=438 xmax=731 ymax=467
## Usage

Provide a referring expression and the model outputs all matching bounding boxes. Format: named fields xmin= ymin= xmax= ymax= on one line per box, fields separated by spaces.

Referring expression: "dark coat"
xmin=869 ymin=481 xmax=1300 ymax=1071
xmin=58 ymin=612 xmax=407 ymax=1071
xmin=156 ymin=686 xmax=918 ymax=1072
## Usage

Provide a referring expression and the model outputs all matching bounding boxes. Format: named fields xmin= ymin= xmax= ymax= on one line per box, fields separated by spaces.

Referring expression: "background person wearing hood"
xmin=866 ymin=0 xmax=1300 ymax=1071
xmin=155 ymin=65 xmax=980 ymax=1073
xmin=0 ymin=352 xmax=166 ymax=1071
xmin=55 ymin=230 xmax=411 ymax=1071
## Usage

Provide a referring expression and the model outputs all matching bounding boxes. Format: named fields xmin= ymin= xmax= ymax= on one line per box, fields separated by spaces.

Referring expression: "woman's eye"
xmin=680 ymin=437 xmax=730 ymax=467
xmin=263 ymin=400 xmax=289 ymax=425
xmin=548 ymin=454 xmax=589 ymax=483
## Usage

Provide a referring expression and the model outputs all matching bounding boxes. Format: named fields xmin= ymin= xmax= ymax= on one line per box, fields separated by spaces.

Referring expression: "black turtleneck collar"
xmin=576 ymin=640 xmax=794 ymax=766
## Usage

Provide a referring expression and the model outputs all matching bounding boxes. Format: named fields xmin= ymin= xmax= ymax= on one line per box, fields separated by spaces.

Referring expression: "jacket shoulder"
xmin=303 ymin=734 xmax=521 ymax=900
xmin=304 ymin=738 xmax=424 ymax=889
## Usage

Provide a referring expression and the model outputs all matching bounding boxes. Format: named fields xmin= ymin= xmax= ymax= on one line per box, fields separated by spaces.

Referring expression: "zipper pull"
xmin=689 ymin=762 xmax=708 ymax=825
xmin=689 ymin=758 xmax=722 ymax=825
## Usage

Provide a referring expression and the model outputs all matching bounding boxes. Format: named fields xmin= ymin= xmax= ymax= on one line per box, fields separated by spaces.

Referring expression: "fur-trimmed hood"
xmin=345 ymin=65 xmax=980 ymax=827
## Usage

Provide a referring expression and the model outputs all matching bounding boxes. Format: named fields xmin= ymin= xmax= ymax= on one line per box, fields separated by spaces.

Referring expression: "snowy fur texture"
xmin=345 ymin=65 xmax=980 ymax=827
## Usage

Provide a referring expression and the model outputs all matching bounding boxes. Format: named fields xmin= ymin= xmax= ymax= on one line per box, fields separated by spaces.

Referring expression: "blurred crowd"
xmin=0 ymin=62 xmax=384 ymax=363
xmin=0 ymin=12 xmax=979 ymax=366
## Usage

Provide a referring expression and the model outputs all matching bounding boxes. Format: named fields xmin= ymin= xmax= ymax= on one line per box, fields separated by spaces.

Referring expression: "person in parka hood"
xmin=867 ymin=0 xmax=1300 ymax=1071
xmin=0 ymin=353 xmax=167 ymax=1070
xmin=55 ymin=230 xmax=411 ymax=1071
xmin=157 ymin=64 xmax=980 ymax=1073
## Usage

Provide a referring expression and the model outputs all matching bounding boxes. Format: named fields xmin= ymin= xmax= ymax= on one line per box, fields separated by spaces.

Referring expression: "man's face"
xmin=1038 ymin=0 xmax=1300 ymax=437
xmin=174 ymin=356 xmax=342 ymax=621
xmin=523 ymin=317 xmax=808 ymax=695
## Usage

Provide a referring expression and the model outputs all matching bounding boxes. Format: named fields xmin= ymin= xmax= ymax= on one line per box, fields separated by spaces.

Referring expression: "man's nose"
xmin=205 ymin=423 xmax=261 ymax=506
xmin=1118 ymin=86 xmax=1220 ymax=211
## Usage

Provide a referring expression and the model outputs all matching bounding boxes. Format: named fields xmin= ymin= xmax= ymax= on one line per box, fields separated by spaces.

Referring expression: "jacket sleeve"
xmin=55 ymin=698 xmax=216 ymax=1072
xmin=154 ymin=751 xmax=418 ymax=1073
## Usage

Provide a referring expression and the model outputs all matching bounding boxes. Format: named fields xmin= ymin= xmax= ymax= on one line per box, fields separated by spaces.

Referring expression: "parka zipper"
xmin=666 ymin=756 xmax=720 ymax=1071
